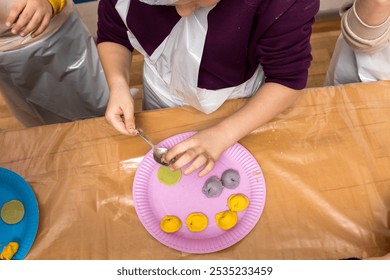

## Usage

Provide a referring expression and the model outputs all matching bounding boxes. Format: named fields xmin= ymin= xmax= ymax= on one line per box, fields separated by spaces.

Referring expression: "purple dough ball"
xmin=202 ymin=176 xmax=224 ymax=198
xmin=221 ymin=169 xmax=240 ymax=189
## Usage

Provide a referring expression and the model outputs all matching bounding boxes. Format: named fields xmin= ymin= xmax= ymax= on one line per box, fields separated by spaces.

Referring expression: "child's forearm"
xmin=97 ymin=42 xmax=133 ymax=93
xmin=213 ymin=82 xmax=300 ymax=149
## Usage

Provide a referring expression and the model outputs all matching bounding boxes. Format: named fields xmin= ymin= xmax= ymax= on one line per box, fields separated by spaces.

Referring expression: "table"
xmin=1 ymin=81 xmax=390 ymax=260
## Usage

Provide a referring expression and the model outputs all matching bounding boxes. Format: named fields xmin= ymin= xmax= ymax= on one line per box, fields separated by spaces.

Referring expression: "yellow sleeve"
xmin=47 ymin=0 xmax=67 ymax=15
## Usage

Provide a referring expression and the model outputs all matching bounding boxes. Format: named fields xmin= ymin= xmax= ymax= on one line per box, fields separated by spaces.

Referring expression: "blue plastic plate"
xmin=0 ymin=167 xmax=39 ymax=259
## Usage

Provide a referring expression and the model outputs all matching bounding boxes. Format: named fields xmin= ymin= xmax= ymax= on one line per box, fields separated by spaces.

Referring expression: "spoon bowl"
xmin=135 ymin=128 xmax=170 ymax=166
xmin=153 ymin=147 xmax=170 ymax=166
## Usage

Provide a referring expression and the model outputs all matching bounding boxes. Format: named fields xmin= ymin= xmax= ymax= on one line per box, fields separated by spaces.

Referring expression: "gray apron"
xmin=0 ymin=1 xmax=109 ymax=126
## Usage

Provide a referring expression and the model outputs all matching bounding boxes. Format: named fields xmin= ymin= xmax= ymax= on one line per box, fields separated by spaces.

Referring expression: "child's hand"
xmin=165 ymin=128 xmax=232 ymax=177
xmin=105 ymin=87 xmax=137 ymax=136
xmin=6 ymin=0 xmax=53 ymax=37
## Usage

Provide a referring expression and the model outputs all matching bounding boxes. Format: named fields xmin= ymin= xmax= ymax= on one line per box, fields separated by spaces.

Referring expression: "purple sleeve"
xmin=97 ymin=0 xmax=134 ymax=52
xmin=257 ymin=0 xmax=319 ymax=89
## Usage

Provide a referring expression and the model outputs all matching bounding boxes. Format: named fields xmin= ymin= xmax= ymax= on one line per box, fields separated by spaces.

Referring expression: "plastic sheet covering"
xmin=0 ymin=1 xmax=109 ymax=126
xmin=0 ymin=81 xmax=390 ymax=259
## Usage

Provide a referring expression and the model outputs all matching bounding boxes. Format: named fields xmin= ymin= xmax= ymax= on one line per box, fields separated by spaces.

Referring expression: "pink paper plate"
xmin=133 ymin=131 xmax=266 ymax=254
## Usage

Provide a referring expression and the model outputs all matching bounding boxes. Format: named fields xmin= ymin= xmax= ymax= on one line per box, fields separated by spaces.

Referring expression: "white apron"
xmin=325 ymin=34 xmax=390 ymax=86
xmin=116 ymin=0 xmax=264 ymax=114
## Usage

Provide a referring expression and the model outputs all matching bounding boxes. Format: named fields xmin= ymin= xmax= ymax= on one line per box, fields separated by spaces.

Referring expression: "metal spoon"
xmin=135 ymin=128 xmax=170 ymax=166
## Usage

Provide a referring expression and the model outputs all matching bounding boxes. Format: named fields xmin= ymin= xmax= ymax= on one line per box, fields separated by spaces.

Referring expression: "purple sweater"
xmin=97 ymin=0 xmax=319 ymax=90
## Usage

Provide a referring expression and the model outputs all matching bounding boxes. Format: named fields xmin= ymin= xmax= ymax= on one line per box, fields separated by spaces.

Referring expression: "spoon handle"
xmin=135 ymin=128 xmax=155 ymax=149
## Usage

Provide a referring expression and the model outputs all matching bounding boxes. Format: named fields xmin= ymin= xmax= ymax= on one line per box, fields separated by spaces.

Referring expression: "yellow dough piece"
xmin=227 ymin=194 xmax=250 ymax=212
xmin=160 ymin=215 xmax=182 ymax=233
xmin=215 ymin=210 xmax=238 ymax=230
xmin=1 ymin=200 xmax=25 ymax=224
xmin=157 ymin=166 xmax=182 ymax=186
xmin=0 ymin=242 xmax=19 ymax=260
xmin=185 ymin=212 xmax=208 ymax=232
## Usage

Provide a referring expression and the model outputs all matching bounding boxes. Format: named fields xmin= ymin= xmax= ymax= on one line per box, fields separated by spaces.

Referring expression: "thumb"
xmin=122 ymin=112 xmax=136 ymax=136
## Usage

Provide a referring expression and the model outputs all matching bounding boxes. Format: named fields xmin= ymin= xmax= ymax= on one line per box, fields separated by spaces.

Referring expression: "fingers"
xmin=169 ymin=150 xmax=215 ymax=177
xmin=6 ymin=1 xmax=25 ymax=28
xmin=30 ymin=13 xmax=51 ymax=37
xmin=166 ymin=140 xmax=216 ymax=177
xmin=106 ymin=113 xmax=131 ymax=136
xmin=169 ymin=147 xmax=198 ymax=172
xmin=183 ymin=153 xmax=215 ymax=177
xmin=165 ymin=144 xmax=190 ymax=170
xmin=105 ymin=88 xmax=136 ymax=136
xmin=19 ymin=12 xmax=46 ymax=37
xmin=105 ymin=109 xmax=136 ymax=136
xmin=106 ymin=114 xmax=137 ymax=136
xmin=6 ymin=0 xmax=53 ymax=37
xmin=198 ymin=159 xmax=215 ymax=177
xmin=11 ymin=9 xmax=34 ymax=36
xmin=122 ymin=112 xmax=137 ymax=136
xmin=165 ymin=138 xmax=193 ymax=163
